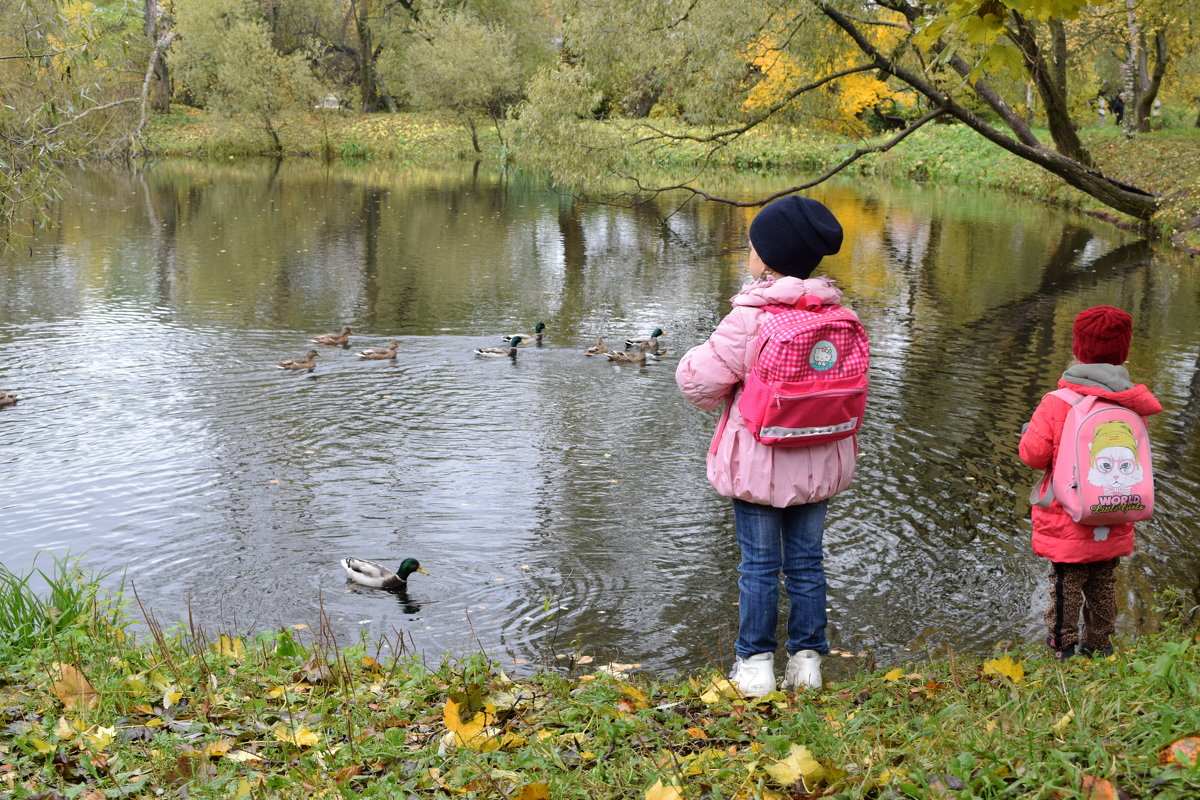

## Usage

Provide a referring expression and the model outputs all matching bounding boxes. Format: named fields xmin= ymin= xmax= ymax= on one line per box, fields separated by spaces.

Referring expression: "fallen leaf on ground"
xmin=50 ymin=664 xmax=98 ymax=711
xmin=644 ymin=779 xmax=684 ymax=800
xmin=1158 ymin=736 xmax=1200 ymax=766
xmin=982 ymin=655 xmax=1024 ymax=683
xmin=764 ymin=743 xmax=825 ymax=788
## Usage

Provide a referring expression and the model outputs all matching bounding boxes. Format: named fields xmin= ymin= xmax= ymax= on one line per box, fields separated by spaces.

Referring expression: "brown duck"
xmin=312 ymin=326 xmax=352 ymax=346
xmin=277 ymin=349 xmax=319 ymax=371
xmin=358 ymin=342 xmax=399 ymax=360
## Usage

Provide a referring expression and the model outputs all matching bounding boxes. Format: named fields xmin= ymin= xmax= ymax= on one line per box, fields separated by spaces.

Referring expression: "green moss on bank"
xmin=3 ymin=563 xmax=1200 ymax=798
xmin=146 ymin=108 xmax=1200 ymax=250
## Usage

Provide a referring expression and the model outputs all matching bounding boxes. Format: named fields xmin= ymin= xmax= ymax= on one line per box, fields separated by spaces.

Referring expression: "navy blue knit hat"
xmin=749 ymin=196 xmax=843 ymax=278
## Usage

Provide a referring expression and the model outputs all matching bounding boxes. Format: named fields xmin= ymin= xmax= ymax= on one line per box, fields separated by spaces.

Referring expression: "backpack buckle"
xmin=798 ymin=294 xmax=823 ymax=310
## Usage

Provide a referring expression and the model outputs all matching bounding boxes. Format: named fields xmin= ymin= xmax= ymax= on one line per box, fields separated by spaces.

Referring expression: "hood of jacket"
xmin=730 ymin=275 xmax=843 ymax=309
xmin=1059 ymin=363 xmax=1163 ymax=417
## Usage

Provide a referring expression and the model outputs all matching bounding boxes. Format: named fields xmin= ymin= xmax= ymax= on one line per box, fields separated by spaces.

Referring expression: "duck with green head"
xmin=475 ymin=336 xmax=521 ymax=359
xmin=625 ymin=328 xmax=664 ymax=353
xmin=341 ymin=557 xmax=429 ymax=590
xmin=502 ymin=321 xmax=546 ymax=346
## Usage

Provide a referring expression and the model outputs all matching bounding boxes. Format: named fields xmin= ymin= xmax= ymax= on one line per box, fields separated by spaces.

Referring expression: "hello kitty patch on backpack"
xmin=737 ymin=296 xmax=869 ymax=447
xmin=1031 ymin=388 xmax=1154 ymax=527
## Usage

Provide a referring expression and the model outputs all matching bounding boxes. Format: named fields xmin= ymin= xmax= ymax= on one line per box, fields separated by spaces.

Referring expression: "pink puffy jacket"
xmin=676 ymin=276 xmax=859 ymax=507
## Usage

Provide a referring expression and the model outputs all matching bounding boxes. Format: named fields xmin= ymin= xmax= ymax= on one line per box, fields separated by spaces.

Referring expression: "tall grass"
xmin=0 ymin=553 xmax=118 ymax=654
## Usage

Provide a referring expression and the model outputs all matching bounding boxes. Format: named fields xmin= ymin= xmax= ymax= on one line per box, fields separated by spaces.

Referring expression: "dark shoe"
xmin=1047 ymin=636 xmax=1076 ymax=660
xmin=1079 ymin=644 xmax=1114 ymax=658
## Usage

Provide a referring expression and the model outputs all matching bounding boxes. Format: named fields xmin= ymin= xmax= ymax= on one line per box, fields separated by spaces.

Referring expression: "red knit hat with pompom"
xmin=1072 ymin=305 xmax=1132 ymax=365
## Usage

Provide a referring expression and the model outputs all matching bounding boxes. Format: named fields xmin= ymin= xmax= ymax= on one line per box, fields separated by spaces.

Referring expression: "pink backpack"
xmin=737 ymin=298 xmax=869 ymax=447
xmin=1032 ymin=388 xmax=1154 ymax=527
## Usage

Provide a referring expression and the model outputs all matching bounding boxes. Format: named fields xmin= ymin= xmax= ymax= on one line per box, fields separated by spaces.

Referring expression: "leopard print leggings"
xmin=1044 ymin=559 xmax=1120 ymax=652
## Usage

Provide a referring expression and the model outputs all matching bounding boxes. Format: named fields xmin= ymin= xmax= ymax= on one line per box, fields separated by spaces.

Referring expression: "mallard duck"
xmin=0 ymin=391 xmax=20 ymax=408
xmin=625 ymin=328 xmax=664 ymax=352
xmin=607 ymin=342 xmax=657 ymax=365
xmin=358 ymin=342 xmax=399 ymax=360
xmin=475 ymin=336 xmax=521 ymax=359
xmin=584 ymin=337 xmax=609 ymax=356
xmin=341 ymin=557 xmax=429 ymax=590
xmin=312 ymin=326 xmax=352 ymax=346
xmin=501 ymin=321 xmax=546 ymax=346
xmin=277 ymin=349 xmax=319 ymax=370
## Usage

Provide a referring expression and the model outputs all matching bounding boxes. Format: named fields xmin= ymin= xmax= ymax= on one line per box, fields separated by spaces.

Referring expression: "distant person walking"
xmin=1019 ymin=306 xmax=1162 ymax=659
xmin=676 ymin=197 xmax=862 ymax=697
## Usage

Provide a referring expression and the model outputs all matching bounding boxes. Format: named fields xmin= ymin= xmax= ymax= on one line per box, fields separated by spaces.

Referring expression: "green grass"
xmin=0 ymin=554 xmax=120 ymax=654
xmin=1 ymin=562 xmax=1199 ymax=798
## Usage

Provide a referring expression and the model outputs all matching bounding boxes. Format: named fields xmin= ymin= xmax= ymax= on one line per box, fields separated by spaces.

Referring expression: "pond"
xmin=1 ymin=160 xmax=1197 ymax=677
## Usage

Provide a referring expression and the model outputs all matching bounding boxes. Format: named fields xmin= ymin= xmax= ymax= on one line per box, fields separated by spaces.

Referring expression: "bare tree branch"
xmin=624 ymin=108 xmax=949 ymax=207
xmin=624 ymin=63 xmax=881 ymax=146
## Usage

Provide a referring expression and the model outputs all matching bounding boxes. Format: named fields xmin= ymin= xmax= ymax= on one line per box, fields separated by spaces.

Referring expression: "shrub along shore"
xmin=1 ymin=559 xmax=1199 ymax=798
xmin=146 ymin=107 xmax=1200 ymax=252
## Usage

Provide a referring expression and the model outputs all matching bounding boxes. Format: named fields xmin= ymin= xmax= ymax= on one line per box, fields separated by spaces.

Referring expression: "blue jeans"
xmin=733 ymin=498 xmax=829 ymax=659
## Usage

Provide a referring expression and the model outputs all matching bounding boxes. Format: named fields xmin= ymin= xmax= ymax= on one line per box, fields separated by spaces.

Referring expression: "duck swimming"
xmin=625 ymin=328 xmax=664 ymax=353
xmin=277 ymin=349 xmax=319 ymax=371
xmin=501 ymin=322 xmax=546 ymax=346
xmin=341 ymin=557 xmax=429 ymax=590
xmin=585 ymin=337 xmax=609 ymax=356
xmin=475 ymin=336 xmax=521 ymax=359
xmin=0 ymin=391 xmax=20 ymax=408
xmin=312 ymin=326 xmax=352 ymax=346
xmin=608 ymin=342 xmax=657 ymax=365
xmin=358 ymin=342 xmax=399 ymax=360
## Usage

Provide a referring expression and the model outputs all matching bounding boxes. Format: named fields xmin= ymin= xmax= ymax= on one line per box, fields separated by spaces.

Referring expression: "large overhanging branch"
xmin=625 ymin=63 xmax=880 ymax=146
xmin=815 ymin=1 xmax=1158 ymax=219
xmin=622 ymin=108 xmax=947 ymax=209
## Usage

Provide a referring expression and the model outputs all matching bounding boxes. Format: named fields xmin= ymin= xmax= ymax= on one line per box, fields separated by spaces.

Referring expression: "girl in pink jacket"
xmin=1019 ymin=305 xmax=1162 ymax=660
xmin=676 ymin=197 xmax=859 ymax=697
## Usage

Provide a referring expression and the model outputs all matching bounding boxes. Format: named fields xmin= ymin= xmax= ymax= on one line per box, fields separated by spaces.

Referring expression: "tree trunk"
xmin=1122 ymin=0 xmax=1139 ymax=138
xmin=143 ymin=0 xmax=170 ymax=113
xmin=1136 ymin=29 xmax=1168 ymax=133
xmin=1011 ymin=15 xmax=1093 ymax=167
xmin=352 ymin=0 xmax=382 ymax=112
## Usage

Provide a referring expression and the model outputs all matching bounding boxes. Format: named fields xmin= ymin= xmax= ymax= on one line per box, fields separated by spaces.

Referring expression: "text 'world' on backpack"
xmin=1031 ymin=388 xmax=1154 ymax=531
xmin=738 ymin=296 xmax=870 ymax=447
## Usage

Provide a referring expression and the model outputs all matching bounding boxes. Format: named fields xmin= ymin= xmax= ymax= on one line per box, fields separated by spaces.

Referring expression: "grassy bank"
xmin=146 ymin=107 xmax=1200 ymax=251
xmin=2 ymin=560 xmax=1199 ymax=799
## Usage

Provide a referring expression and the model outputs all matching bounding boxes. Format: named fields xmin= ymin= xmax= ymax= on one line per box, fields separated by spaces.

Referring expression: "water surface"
xmin=1 ymin=160 xmax=1197 ymax=676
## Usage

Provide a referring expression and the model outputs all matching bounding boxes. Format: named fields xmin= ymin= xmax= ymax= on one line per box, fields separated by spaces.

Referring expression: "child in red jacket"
xmin=1018 ymin=306 xmax=1162 ymax=659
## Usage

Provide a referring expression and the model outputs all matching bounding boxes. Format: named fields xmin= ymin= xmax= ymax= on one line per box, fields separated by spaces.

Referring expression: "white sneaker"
xmin=729 ymin=652 xmax=776 ymax=697
xmin=782 ymin=650 xmax=822 ymax=690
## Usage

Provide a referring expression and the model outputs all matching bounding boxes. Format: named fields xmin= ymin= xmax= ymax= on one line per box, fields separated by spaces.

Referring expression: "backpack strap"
xmin=1028 ymin=388 xmax=1090 ymax=508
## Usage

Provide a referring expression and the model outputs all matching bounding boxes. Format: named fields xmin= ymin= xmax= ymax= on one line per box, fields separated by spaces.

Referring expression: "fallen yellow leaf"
xmin=213 ymin=634 xmax=245 ymax=659
xmin=982 ymin=655 xmax=1024 ymax=683
xmin=273 ymin=726 xmax=320 ymax=747
xmin=443 ymin=697 xmax=500 ymax=751
xmin=883 ymin=668 xmax=903 ymax=681
xmin=764 ymin=743 xmax=825 ymax=788
xmin=518 ymin=784 xmax=551 ymax=800
xmin=1051 ymin=710 xmax=1075 ymax=736
xmin=644 ymin=779 xmax=684 ymax=800
xmin=50 ymin=663 xmax=98 ymax=711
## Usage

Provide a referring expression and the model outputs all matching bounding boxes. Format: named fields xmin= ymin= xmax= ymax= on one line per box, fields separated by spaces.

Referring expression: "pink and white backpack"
xmin=1032 ymin=388 xmax=1154 ymax=527
xmin=737 ymin=297 xmax=869 ymax=447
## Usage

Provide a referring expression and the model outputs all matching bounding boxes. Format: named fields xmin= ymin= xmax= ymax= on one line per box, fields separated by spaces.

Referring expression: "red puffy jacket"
xmin=1018 ymin=376 xmax=1162 ymax=562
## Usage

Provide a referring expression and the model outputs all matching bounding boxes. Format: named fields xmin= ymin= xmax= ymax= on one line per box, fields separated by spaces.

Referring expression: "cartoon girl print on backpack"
xmin=1086 ymin=421 xmax=1147 ymax=516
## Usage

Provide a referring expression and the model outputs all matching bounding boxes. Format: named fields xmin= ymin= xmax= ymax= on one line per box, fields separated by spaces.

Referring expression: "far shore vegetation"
xmin=2 ymin=556 xmax=1199 ymax=799
xmin=146 ymin=107 xmax=1200 ymax=252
